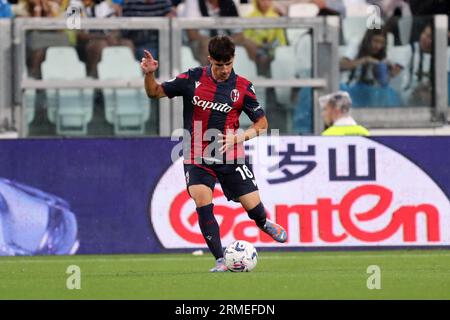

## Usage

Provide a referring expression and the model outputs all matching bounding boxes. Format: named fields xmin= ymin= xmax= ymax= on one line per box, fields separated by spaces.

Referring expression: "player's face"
xmin=208 ymin=57 xmax=234 ymax=82
xmin=322 ymin=104 xmax=338 ymax=126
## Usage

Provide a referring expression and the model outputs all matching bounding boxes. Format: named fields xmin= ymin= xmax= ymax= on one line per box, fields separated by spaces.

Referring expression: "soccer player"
xmin=141 ymin=35 xmax=287 ymax=272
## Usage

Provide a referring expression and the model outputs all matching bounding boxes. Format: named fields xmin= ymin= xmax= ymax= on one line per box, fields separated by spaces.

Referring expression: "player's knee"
xmin=188 ymin=185 xmax=213 ymax=207
xmin=190 ymin=191 xmax=212 ymax=207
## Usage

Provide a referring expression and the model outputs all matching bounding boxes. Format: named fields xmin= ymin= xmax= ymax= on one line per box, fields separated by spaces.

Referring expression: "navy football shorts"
xmin=183 ymin=160 xmax=259 ymax=202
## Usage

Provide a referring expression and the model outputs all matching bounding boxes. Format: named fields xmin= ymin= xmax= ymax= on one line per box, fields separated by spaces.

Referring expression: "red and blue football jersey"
xmin=161 ymin=66 xmax=265 ymax=164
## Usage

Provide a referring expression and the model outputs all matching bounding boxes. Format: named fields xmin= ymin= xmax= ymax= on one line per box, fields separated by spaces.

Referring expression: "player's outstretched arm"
xmin=141 ymin=50 xmax=166 ymax=99
xmin=218 ymin=116 xmax=268 ymax=153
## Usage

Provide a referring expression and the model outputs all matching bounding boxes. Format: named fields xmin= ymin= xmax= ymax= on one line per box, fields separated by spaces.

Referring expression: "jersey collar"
xmin=333 ymin=115 xmax=357 ymax=126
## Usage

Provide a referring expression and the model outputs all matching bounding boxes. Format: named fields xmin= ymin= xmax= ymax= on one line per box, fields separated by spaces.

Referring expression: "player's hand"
xmin=218 ymin=133 xmax=238 ymax=154
xmin=141 ymin=50 xmax=159 ymax=75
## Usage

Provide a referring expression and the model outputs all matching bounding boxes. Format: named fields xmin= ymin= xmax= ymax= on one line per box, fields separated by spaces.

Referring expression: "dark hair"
xmin=357 ymin=28 xmax=387 ymax=61
xmin=405 ymin=22 xmax=434 ymax=90
xmin=208 ymin=35 xmax=235 ymax=62
xmin=348 ymin=28 xmax=387 ymax=84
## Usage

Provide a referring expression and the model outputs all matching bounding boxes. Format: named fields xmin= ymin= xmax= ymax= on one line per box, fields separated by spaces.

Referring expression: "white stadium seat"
xmin=98 ymin=46 xmax=150 ymax=135
xmin=286 ymin=28 xmax=309 ymax=47
xmin=271 ymin=46 xmax=301 ymax=107
xmin=343 ymin=0 xmax=371 ymax=17
xmin=342 ymin=17 xmax=368 ymax=45
xmin=286 ymin=2 xmax=318 ymax=47
xmin=24 ymin=90 xmax=35 ymax=124
xmin=176 ymin=3 xmax=185 ymax=16
xmin=233 ymin=46 xmax=257 ymax=79
xmin=387 ymin=45 xmax=413 ymax=93
xmin=398 ymin=17 xmax=413 ymax=45
xmin=41 ymin=46 xmax=93 ymax=136
xmin=233 ymin=47 xmax=267 ymax=128
xmin=288 ymin=3 xmax=319 ymax=17
xmin=293 ymin=32 xmax=312 ymax=78
xmin=238 ymin=3 xmax=253 ymax=17
xmin=181 ymin=46 xmax=200 ymax=71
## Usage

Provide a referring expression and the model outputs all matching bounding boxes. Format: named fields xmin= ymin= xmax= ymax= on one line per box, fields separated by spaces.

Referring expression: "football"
xmin=224 ymin=240 xmax=258 ymax=272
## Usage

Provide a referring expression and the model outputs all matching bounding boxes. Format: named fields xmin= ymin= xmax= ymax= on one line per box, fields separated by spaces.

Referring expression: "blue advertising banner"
xmin=0 ymin=137 xmax=449 ymax=255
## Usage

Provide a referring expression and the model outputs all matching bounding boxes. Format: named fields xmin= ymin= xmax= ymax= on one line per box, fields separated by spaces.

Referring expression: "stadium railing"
xmin=344 ymin=15 xmax=449 ymax=128
xmin=0 ymin=15 xmax=448 ymax=137
xmin=0 ymin=19 xmax=12 ymax=132
xmin=13 ymin=17 xmax=171 ymax=137
xmin=171 ymin=16 xmax=339 ymax=135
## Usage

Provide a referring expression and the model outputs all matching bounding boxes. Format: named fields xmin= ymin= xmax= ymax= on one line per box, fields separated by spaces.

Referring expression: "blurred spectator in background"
xmin=26 ymin=0 xmax=70 ymax=79
xmin=402 ymin=23 xmax=433 ymax=106
xmin=313 ymin=0 xmax=346 ymax=16
xmin=110 ymin=0 xmax=123 ymax=15
xmin=319 ymin=91 xmax=369 ymax=136
xmin=407 ymin=0 xmax=449 ymax=43
xmin=367 ymin=0 xmax=412 ymax=46
xmin=121 ymin=0 xmax=175 ymax=61
xmin=68 ymin=0 xmax=134 ymax=78
xmin=243 ymin=0 xmax=287 ymax=76
xmin=0 ymin=0 xmax=13 ymax=18
xmin=367 ymin=0 xmax=410 ymax=17
xmin=180 ymin=0 xmax=259 ymax=66
xmin=339 ymin=28 xmax=402 ymax=107
xmin=11 ymin=0 xmax=31 ymax=17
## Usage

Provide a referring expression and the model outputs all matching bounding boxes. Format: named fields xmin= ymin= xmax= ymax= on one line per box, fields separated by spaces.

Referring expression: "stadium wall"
xmin=0 ymin=136 xmax=449 ymax=256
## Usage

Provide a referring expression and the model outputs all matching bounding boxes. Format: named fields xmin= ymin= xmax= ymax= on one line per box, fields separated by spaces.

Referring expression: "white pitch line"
xmin=0 ymin=252 xmax=450 ymax=264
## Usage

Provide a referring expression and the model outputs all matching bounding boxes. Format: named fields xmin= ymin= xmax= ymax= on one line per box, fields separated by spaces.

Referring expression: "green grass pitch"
xmin=0 ymin=250 xmax=449 ymax=299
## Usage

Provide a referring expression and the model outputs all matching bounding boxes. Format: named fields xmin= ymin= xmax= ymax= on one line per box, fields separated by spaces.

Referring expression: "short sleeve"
xmin=161 ymin=71 xmax=190 ymax=98
xmin=242 ymin=82 xmax=265 ymax=123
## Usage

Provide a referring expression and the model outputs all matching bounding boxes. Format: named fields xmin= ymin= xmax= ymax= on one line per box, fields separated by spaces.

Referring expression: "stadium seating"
xmin=233 ymin=46 xmax=266 ymax=128
xmin=286 ymin=27 xmax=309 ymax=48
xmin=41 ymin=47 xmax=93 ymax=136
xmin=288 ymin=3 xmax=319 ymax=17
xmin=181 ymin=46 xmax=200 ymax=71
xmin=237 ymin=3 xmax=253 ymax=17
xmin=342 ymin=17 xmax=367 ymax=45
xmin=294 ymin=32 xmax=312 ymax=78
xmin=98 ymin=46 xmax=150 ymax=135
xmin=271 ymin=45 xmax=301 ymax=107
xmin=387 ymin=45 xmax=413 ymax=94
xmin=24 ymin=89 xmax=35 ymax=124
xmin=176 ymin=2 xmax=185 ymax=16
xmin=286 ymin=3 xmax=317 ymax=47
xmin=398 ymin=17 xmax=413 ymax=46
xmin=233 ymin=46 xmax=257 ymax=79
xmin=343 ymin=0 xmax=371 ymax=17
